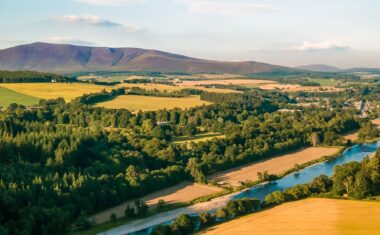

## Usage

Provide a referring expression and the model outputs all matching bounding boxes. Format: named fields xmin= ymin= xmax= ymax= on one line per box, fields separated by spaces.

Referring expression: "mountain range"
xmin=0 ymin=43 xmax=287 ymax=74
xmin=296 ymin=64 xmax=341 ymax=72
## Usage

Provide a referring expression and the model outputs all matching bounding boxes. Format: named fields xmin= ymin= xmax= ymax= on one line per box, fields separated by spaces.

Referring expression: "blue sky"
xmin=1 ymin=0 xmax=379 ymax=68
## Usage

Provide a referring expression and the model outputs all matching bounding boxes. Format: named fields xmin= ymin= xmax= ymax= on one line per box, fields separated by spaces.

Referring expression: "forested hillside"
xmin=0 ymin=70 xmax=70 ymax=83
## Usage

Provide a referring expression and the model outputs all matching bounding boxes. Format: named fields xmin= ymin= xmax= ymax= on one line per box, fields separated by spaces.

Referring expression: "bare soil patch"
xmin=208 ymin=147 xmax=340 ymax=186
xmin=91 ymin=182 xmax=222 ymax=224
xmin=199 ymin=198 xmax=380 ymax=235
xmin=372 ymin=118 xmax=380 ymax=127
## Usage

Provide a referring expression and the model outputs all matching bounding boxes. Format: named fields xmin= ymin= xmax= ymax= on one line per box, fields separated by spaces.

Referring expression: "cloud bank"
xmin=285 ymin=40 xmax=349 ymax=51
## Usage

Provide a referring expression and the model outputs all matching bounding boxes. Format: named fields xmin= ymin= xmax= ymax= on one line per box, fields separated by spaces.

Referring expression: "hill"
xmin=0 ymin=42 xmax=286 ymax=74
xmin=296 ymin=64 xmax=341 ymax=72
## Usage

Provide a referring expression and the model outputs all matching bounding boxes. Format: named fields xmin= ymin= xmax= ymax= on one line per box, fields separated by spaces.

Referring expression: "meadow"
xmin=199 ymin=198 xmax=380 ymax=235
xmin=172 ymin=133 xmax=225 ymax=145
xmin=208 ymin=147 xmax=341 ymax=186
xmin=96 ymin=95 xmax=212 ymax=111
xmin=0 ymin=87 xmax=40 ymax=107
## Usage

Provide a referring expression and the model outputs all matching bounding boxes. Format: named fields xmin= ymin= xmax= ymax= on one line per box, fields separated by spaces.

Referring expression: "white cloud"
xmin=45 ymin=36 xmax=96 ymax=46
xmin=73 ymin=0 xmax=145 ymax=6
xmin=284 ymin=40 xmax=349 ymax=51
xmin=54 ymin=15 xmax=141 ymax=32
xmin=177 ymin=0 xmax=277 ymax=16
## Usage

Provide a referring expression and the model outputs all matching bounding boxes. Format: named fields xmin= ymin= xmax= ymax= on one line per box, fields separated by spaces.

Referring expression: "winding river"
xmin=100 ymin=140 xmax=380 ymax=235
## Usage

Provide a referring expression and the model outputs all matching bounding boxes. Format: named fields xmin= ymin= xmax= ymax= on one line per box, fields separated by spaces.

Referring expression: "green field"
xmin=0 ymin=87 xmax=40 ymax=107
xmin=172 ymin=133 xmax=225 ymax=145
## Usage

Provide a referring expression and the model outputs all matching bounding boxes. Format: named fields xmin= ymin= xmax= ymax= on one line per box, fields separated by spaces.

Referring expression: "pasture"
xmin=0 ymin=83 xmax=110 ymax=101
xmin=178 ymin=79 xmax=275 ymax=87
xmin=208 ymin=147 xmax=340 ymax=186
xmin=199 ymin=198 xmax=380 ymax=235
xmin=96 ymin=95 xmax=212 ymax=111
xmin=0 ymin=87 xmax=40 ymax=107
xmin=91 ymin=182 xmax=222 ymax=224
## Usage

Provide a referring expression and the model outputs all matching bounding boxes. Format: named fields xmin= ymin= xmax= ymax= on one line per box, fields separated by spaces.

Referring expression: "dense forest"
xmin=0 ymin=70 xmax=70 ymax=83
xmin=0 ymin=89 xmax=377 ymax=234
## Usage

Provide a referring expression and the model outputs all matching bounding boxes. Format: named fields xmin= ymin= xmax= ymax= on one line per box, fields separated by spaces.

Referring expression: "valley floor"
xmin=199 ymin=198 xmax=380 ymax=235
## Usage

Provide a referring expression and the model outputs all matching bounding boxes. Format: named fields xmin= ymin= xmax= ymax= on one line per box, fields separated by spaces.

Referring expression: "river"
xmin=99 ymin=140 xmax=380 ymax=235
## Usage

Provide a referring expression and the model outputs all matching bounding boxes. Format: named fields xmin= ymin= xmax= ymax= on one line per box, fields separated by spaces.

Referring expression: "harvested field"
xmin=199 ymin=198 xmax=380 ymax=235
xmin=178 ymin=79 xmax=275 ymax=87
xmin=343 ymin=131 xmax=359 ymax=141
xmin=91 ymin=182 xmax=222 ymax=224
xmin=117 ymin=83 xmax=238 ymax=93
xmin=208 ymin=147 xmax=340 ymax=186
xmin=259 ymin=84 xmax=343 ymax=92
xmin=372 ymin=118 xmax=380 ymax=127
xmin=0 ymin=83 xmax=110 ymax=101
xmin=96 ymin=95 xmax=211 ymax=111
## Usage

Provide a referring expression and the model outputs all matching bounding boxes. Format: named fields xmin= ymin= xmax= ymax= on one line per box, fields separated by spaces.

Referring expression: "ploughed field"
xmin=199 ymin=198 xmax=380 ymax=235
xmin=96 ymin=95 xmax=211 ymax=111
xmin=91 ymin=182 xmax=222 ymax=224
xmin=0 ymin=87 xmax=40 ymax=107
xmin=208 ymin=147 xmax=340 ymax=186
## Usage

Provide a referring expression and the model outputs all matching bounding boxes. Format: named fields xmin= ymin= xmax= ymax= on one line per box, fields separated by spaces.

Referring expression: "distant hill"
xmin=296 ymin=64 xmax=341 ymax=72
xmin=0 ymin=42 xmax=287 ymax=74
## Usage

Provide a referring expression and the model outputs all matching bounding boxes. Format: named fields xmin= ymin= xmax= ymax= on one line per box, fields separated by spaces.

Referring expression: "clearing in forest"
xmin=0 ymin=83 xmax=110 ymax=101
xmin=0 ymin=87 xmax=40 ymax=107
xmin=199 ymin=198 xmax=380 ymax=235
xmin=91 ymin=182 xmax=222 ymax=224
xmin=172 ymin=133 xmax=225 ymax=145
xmin=208 ymin=147 xmax=340 ymax=186
xmin=96 ymin=95 xmax=211 ymax=111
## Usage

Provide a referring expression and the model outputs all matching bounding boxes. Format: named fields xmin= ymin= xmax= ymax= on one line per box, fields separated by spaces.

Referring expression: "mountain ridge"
xmin=0 ymin=42 xmax=287 ymax=74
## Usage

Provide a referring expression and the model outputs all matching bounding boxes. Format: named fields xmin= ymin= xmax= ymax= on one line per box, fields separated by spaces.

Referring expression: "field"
xmin=372 ymin=118 xmax=380 ymax=127
xmin=258 ymin=84 xmax=343 ymax=92
xmin=96 ymin=95 xmax=211 ymax=111
xmin=172 ymin=133 xmax=225 ymax=145
xmin=0 ymin=83 xmax=110 ymax=101
xmin=0 ymin=87 xmax=40 ymax=107
xmin=208 ymin=147 xmax=340 ymax=186
xmin=178 ymin=79 xmax=275 ymax=87
xmin=199 ymin=198 xmax=380 ymax=235
xmin=91 ymin=182 xmax=222 ymax=224
xmin=118 ymin=83 xmax=238 ymax=93
xmin=343 ymin=131 xmax=359 ymax=141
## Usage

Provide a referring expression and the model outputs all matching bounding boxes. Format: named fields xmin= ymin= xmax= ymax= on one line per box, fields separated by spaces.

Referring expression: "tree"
xmin=198 ymin=212 xmax=215 ymax=227
xmin=110 ymin=213 xmax=117 ymax=221
xmin=170 ymin=214 xmax=195 ymax=235
xmin=186 ymin=158 xmax=206 ymax=183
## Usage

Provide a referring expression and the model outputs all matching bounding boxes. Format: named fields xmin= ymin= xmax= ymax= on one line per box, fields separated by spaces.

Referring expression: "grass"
xmin=0 ymin=83 xmax=111 ymax=101
xmin=96 ymin=95 xmax=212 ymax=111
xmin=0 ymin=87 xmax=40 ymax=107
xmin=172 ymin=133 xmax=225 ymax=145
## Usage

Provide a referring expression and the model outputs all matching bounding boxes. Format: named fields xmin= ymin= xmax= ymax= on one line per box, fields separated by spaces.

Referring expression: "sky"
xmin=0 ymin=0 xmax=380 ymax=68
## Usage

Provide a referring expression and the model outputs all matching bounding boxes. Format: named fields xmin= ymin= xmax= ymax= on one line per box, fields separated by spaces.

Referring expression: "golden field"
xmin=258 ymin=83 xmax=343 ymax=92
xmin=0 ymin=83 xmax=111 ymax=101
xmin=199 ymin=198 xmax=380 ymax=235
xmin=208 ymin=147 xmax=341 ymax=186
xmin=96 ymin=95 xmax=211 ymax=111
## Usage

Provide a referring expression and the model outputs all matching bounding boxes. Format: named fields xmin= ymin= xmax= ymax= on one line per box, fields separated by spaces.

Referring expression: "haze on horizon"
xmin=1 ymin=0 xmax=379 ymax=69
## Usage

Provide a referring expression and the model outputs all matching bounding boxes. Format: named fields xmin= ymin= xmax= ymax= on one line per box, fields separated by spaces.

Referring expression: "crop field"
xmin=343 ymin=131 xmax=359 ymax=141
xmin=178 ymin=79 xmax=275 ymax=87
xmin=118 ymin=83 xmax=238 ymax=93
xmin=96 ymin=95 xmax=212 ymax=111
xmin=199 ymin=198 xmax=380 ymax=235
xmin=91 ymin=182 xmax=222 ymax=224
xmin=0 ymin=87 xmax=40 ymax=107
xmin=258 ymin=84 xmax=343 ymax=92
xmin=372 ymin=118 xmax=380 ymax=127
xmin=0 ymin=83 xmax=110 ymax=101
xmin=208 ymin=147 xmax=340 ymax=186
xmin=172 ymin=133 xmax=225 ymax=145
